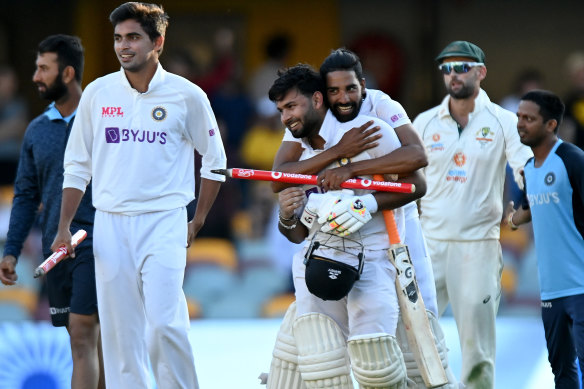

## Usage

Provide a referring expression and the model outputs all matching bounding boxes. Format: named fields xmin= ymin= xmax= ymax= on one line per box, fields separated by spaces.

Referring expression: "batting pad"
xmin=293 ymin=313 xmax=353 ymax=389
xmin=267 ymin=302 xmax=306 ymax=389
xmin=347 ymin=333 xmax=407 ymax=389
xmin=395 ymin=311 xmax=459 ymax=388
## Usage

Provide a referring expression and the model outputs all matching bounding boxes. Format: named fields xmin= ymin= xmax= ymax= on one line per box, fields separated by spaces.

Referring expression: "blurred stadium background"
xmin=1 ymin=0 xmax=583 ymax=387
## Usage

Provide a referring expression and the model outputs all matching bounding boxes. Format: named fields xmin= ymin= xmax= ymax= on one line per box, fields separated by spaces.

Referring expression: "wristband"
xmin=279 ymin=212 xmax=298 ymax=230
xmin=360 ymin=194 xmax=379 ymax=214
xmin=507 ymin=211 xmax=519 ymax=230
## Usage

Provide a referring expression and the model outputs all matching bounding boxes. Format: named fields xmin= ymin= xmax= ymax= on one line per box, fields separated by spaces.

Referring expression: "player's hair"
xmin=37 ymin=35 xmax=84 ymax=83
xmin=109 ymin=2 xmax=169 ymax=42
xmin=521 ymin=90 xmax=565 ymax=133
xmin=268 ymin=63 xmax=325 ymax=102
xmin=320 ymin=48 xmax=364 ymax=81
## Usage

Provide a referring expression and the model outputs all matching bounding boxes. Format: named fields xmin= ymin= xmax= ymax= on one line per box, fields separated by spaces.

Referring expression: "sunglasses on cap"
xmin=438 ymin=62 xmax=484 ymax=75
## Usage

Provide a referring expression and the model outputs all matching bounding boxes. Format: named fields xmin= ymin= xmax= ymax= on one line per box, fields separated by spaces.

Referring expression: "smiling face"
xmin=275 ymin=87 xmax=323 ymax=139
xmin=113 ymin=19 xmax=163 ymax=73
xmin=32 ymin=52 xmax=67 ymax=101
xmin=325 ymin=70 xmax=365 ymax=122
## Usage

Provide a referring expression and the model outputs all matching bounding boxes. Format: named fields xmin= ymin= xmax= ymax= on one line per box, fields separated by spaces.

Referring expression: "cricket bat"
xmin=33 ymin=230 xmax=87 ymax=278
xmin=373 ymin=175 xmax=447 ymax=388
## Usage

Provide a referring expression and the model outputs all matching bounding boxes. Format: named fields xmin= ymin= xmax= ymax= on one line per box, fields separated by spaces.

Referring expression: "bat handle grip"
xmin=373 ymin=174 xmax=401 ymax=245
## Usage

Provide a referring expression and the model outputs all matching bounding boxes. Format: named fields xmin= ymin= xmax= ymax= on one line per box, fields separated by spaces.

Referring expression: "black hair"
xmin=38 ymin=34 xmax=84 ymax=83
xmin=319 ymin=48 xmax=364 ymax=81
xmin=268 ymin=63 xmax=325 ymax=102
xmin=521 ymin=90 xmax=565 ymax=133
xmin=109 ymin=2 xmax=169 ymax=41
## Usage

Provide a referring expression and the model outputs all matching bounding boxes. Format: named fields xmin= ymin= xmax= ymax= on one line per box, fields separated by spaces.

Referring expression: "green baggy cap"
xmin=435 ymin=41 xmax=485 ymax=63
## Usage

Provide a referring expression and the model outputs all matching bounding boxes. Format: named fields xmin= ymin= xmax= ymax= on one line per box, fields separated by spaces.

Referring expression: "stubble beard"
xmin=447 ymin=81 xmax=476 ymax=100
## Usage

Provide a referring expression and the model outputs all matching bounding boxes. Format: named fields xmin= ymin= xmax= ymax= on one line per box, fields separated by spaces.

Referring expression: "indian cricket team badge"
xmin=475 ymin=127 xmax=494 ymax=148
xmin=453 ymin=152 xmax=466 ymax=167
xmin=544 ymin=172 xmax=555 ymax=186
xmin=152 ymin=106 xmax=167 ymax=121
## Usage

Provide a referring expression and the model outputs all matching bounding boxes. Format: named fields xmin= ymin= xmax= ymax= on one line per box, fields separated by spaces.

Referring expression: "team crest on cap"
xmin=544 ymin=172 xmax=555 ymax=186
xmin=152 ymin=106 xmax=167 ymax=121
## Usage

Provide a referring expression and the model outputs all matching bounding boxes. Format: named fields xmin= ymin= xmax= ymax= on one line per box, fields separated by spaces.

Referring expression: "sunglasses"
xmin=438 ymin=62 xmax=484 ymax=75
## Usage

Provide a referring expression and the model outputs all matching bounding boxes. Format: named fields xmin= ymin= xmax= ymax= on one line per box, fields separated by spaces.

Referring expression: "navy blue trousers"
xmin=542 ymin=294 xmax=584 ymax=388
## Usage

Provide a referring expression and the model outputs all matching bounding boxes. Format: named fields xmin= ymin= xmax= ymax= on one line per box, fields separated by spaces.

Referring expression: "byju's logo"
xmin=106 ymin=127 xmax=120 ymax=143
xmin=102 ymin=107 xmax=124 ymax=117
xmin=105 ymin=127 xmax=167 ymax=144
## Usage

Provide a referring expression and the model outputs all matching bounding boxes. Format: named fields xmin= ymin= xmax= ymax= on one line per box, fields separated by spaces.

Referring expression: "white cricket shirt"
xmin=283 ymin=88 xmax=419 ymax=221
xmin=63 ymin=64 xmax=227 ymax=215
xmin=299 ymin=111 xmax=405 ymax=251
xmin=413 ymin=89 xmax=533 ymax=240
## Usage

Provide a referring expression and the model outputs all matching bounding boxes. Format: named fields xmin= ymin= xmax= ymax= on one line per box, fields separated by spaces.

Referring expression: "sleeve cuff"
xmin=63 ymin=174 xmax=88 ymax=192
xmin=361 ymin=194 xmax=378 ymax=214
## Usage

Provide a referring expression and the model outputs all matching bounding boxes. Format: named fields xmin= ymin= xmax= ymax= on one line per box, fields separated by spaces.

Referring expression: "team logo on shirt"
xmin=152 ymin=106 xmax=167 ymax=121
xmin=544 ymin=172 xmax=555 ymax=186
xmin=453 ymin=152 xmax=466 ymax=167
xmin=475 ymin=127 xmax=494 ymax=148
xmin=429 ymin=133 xmax=444 ymax=152
xmin=446 ymin=152 xmax=467 ymax=183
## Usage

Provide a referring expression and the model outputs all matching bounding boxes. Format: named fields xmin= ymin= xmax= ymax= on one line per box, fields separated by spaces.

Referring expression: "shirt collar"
xmin=119 ymin=62 xmax=165 ymax=94
xmin=437 ymin=88 xmax=490 ymax=120
xmin=43 ymin=102 xmax=76 ymax=124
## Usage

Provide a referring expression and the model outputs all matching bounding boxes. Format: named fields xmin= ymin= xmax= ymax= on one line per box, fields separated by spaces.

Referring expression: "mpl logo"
xmin=102 ymin=107 xmax=124 ymax=117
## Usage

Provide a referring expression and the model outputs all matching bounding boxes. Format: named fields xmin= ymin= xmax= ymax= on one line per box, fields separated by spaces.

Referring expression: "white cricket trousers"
xmin=427 ymin=238 xmax=502 ymax=389
xmin=94 ymin=208 xmax=198 ymax=389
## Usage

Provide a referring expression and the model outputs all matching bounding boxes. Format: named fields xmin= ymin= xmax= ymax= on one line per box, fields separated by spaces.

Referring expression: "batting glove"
xmin=318 ymin=194 xmax=372 ymax=236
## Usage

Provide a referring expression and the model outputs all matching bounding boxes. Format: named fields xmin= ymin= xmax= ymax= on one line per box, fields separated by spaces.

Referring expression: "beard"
xmin=37 ymin=74 xmax=67 ymax=101
xmin=289 ymin=108 xmax=323 ymax=139
xmin=330 ymin=99 xmax=362 ymax=123
xmin=446 ymin=80 xmax=476 ymax=100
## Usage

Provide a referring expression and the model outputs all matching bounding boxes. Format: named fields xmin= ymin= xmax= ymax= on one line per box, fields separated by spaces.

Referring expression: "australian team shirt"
xmin=63 ymin=64 xmax=226 ymax=215
xmin=522 ymin=139 xmax=584 ymax=300
xmin=413 ymin=89 xmax=533 ymax=241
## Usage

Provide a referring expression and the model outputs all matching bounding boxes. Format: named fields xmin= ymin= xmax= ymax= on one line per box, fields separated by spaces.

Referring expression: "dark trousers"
xmin=542 ymin=294 xmax=584 ymax=389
